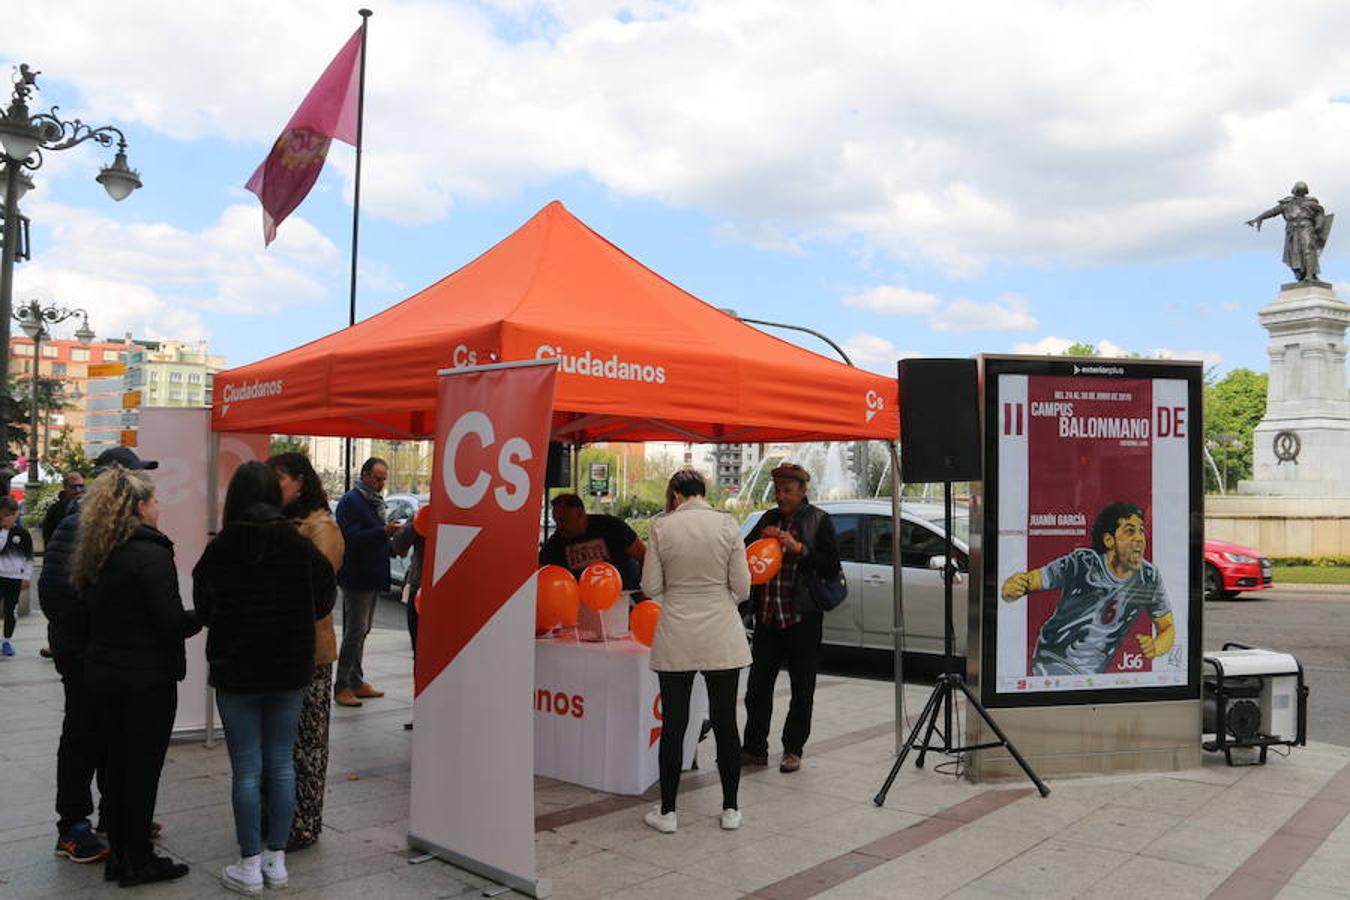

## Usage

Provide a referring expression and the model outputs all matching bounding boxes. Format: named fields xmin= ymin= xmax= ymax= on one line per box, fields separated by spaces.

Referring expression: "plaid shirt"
xmin=760 ymin=512 xmax=804 ymax=629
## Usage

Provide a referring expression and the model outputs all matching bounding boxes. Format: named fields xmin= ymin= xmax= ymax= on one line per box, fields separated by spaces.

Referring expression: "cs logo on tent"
xmin=865 ymin=389 xmax=885 ymax=423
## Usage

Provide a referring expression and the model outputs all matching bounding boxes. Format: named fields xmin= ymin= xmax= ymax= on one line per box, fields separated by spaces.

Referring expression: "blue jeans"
xmin=216 ymin=689 xmax=305 ymax=856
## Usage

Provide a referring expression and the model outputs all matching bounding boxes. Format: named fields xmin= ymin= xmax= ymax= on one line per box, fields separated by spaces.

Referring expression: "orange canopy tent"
xmin=211 ymin=201 xmax=898 ymax=444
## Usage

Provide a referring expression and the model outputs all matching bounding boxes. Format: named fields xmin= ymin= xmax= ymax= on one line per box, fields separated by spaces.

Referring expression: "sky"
xmin=5 ymin=0 xmax=1350 ymax=377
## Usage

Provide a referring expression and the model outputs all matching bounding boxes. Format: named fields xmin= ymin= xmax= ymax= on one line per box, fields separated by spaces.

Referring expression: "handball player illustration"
xmin=1001 ymin=501 xmax=1175 ymax=676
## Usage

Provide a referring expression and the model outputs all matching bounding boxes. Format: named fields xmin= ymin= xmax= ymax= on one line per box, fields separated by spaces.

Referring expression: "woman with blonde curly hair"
xmin=77 ymin=468 xmax=199 ymax=887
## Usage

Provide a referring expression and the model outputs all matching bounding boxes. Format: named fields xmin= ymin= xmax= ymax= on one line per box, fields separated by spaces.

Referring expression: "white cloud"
xmin=1011 ymin=337 xmax=1131 ymax=356
xmin=19 ymin=202 xmax=340 ymax=316
xmin=931 ymin=293 xmax=1037 ymax=333
xmin=841 ymin=285 xmax=940 ymax=315
xmin=9 ymin=2 xmax=1350 ymax=275
xmin=841 ymin=332 xmax=921 ymax=373
xmin=1013 ymin=336 xmax=1076 ymax=356
xmin=1142 ymin=346 xmax=1224 ymax=369
xmin=15 ymin=264 xmax=208 ymax=346
xmin=10 ymin=201 xmax=362 ymax=354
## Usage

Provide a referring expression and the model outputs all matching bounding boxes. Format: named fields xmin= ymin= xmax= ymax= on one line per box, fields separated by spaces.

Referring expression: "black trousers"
xmin=96 ymin=683 xmax=176 ymax=867
xmin=742 ymin=614 xmax=823 ymax=758
xmin=54 ymin=655 xmax=106 ymax=832
xmin=656 ymin=668 xmax=740 ymax=815
xmin=406 ymin=584 xmax=419 ymax=655
xmin=0 ymin=577 xmax=19 ymax=639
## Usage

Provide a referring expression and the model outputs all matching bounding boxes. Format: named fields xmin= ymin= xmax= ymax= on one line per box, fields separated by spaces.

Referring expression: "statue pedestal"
xmin=1239 ymin=282 xmax=1350 ymax=496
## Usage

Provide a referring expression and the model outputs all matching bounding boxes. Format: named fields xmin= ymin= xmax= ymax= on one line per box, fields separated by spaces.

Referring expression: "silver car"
xmin=742 ymin=499 xmax=970 ymax=658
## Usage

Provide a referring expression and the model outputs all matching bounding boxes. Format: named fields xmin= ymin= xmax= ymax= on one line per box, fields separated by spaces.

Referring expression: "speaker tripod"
xmin=873 ymin=481 xmax=1050 ymax=806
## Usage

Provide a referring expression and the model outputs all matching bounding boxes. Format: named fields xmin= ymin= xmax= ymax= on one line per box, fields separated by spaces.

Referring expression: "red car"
xmin=1204 ymin=539 xmax=1274 ymax=600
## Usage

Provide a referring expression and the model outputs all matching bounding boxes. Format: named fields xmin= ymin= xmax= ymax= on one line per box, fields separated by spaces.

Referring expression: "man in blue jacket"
xmin=333 ymin=457 xmax=400 ymax=707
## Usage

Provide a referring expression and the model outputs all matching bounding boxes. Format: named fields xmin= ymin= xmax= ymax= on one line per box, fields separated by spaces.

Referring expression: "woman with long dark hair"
xmin=266 ymin=452 xmax=343 ymax=849
xmin=76 ymin=468 xmax=198 ymax=886
xmin=639 ymin=469 xmax=752 ymax=834
xmin=194 ymin=462 xmax=335 ymax=894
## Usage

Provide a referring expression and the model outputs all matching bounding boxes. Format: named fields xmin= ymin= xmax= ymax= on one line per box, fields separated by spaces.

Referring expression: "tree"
xmin=1203 ymin=369 xmax=1267 ymax=492
xmin=1063 ymin=342 xmax=1100 ymax=357
xmin=7 ymin=374 xmax=70 ymax=460
xmin=269 ymin=435 xmax=309 ymax=457
xmin=44 ymin=425 xmax=94 ymax=477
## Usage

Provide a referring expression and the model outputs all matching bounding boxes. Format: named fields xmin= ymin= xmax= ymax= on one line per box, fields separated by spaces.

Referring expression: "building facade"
xmin=126 ymin=340 xmax=226 ymax=409
xmin=6 ymin=335 xmax=136 ymax=454
xmin=8 ymin=334 xmax=227 ymax=460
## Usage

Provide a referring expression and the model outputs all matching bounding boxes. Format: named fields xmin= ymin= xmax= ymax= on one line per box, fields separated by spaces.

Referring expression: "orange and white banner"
xmin=409 ymin=360 xmax=557 ymax=898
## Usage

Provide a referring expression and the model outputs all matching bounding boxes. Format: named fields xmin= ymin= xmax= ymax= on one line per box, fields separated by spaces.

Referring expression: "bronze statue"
xmin=1247 ymin=182 xmax=1333 ymax=282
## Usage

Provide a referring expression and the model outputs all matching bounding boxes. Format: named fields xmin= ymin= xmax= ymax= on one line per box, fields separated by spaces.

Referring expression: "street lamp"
xmin=14 ymin=300 xmax=92 ymax=514
xmin=0 ymin=63 xmax=141 ymax=493
xmin=721 ymin=308 xmax=868 ymax=496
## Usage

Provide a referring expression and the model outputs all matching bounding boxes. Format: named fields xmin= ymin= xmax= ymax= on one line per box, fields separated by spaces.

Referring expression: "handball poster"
xmin=980 ymin=357 xmax=1203 ymax=708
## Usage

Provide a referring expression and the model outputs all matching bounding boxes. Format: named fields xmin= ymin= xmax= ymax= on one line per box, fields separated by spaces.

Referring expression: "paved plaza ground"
xmin=4 ymin=600 xmax=1350 ymax=899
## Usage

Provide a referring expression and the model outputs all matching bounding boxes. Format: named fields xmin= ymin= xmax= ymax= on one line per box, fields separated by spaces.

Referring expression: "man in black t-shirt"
xmin=540 ymin=493 xmax=646 ymax=588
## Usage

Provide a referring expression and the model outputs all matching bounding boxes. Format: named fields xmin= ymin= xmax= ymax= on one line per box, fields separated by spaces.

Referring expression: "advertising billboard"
xmin=979 ymin=356 xmax=1203 ymax=708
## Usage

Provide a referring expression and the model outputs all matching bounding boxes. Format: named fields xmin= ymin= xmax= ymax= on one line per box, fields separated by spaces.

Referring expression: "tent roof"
xmin=211 ymin=201 xmax=898 ymax=444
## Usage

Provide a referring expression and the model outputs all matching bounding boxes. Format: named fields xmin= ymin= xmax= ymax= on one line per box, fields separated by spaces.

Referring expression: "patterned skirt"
xmin=288 ymin=663 xmax=332 ymax=848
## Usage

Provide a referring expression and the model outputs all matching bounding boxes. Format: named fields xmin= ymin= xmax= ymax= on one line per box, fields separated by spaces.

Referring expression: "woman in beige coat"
xmin=268 ymin=453 xmax=344 ymax=850
xmin=640 ymin=469 xmax=751 ymax=835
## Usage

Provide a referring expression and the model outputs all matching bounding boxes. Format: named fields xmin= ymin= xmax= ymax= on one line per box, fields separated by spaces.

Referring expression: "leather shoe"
xmin=779 ymin=753 xmax=802 ymax=773
xmin=354 ymin=683 xmax=385 ymax=699
xmin=118 ymin=854 xmax=189 ymax=887
xmin=740 ymin=751 xmax=768 ymax=767
xmin=334 ymin=689 xmax=362 ymax=707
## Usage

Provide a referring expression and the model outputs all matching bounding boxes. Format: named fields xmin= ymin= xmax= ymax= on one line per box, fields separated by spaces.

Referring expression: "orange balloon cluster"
xmin=536 ymin=565 xmax=580 ymax=633
xmin=579 ymin=562 xmax=623 ymax=612
xmin=630 ymin=601 xmax=662 ymax=647
xmin=746 ymin=538 xmax=783 ymax=585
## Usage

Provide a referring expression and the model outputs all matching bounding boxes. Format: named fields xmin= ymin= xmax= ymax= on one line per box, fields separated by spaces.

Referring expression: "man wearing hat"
xmin=41 ymin=448 xmax=159 ymax=864
xmin=741 ymin=463 xmax=840 ymax=773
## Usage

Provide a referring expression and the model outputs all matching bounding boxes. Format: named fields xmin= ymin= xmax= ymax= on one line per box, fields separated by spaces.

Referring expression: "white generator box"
xmin=1202 ymin=643 xmax=1308 ymax=766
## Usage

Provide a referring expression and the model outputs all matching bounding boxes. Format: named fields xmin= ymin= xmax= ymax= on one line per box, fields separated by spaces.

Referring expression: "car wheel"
xmin=1203 ymin=564 xmax=1223 ymax=601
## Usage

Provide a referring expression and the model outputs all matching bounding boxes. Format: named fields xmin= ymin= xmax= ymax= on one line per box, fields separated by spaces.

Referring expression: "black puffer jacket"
xmin=84 ymin=524 xmax=201 ymax=693
xmin=193 ymin=504 xmax=337 ymax=693
xmin=38 ymin=499 xmax=86 ymax=662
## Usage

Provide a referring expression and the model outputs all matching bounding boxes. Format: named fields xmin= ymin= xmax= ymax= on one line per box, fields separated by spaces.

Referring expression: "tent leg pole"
xmin=889 ymin=440 xmax=906 ymax=752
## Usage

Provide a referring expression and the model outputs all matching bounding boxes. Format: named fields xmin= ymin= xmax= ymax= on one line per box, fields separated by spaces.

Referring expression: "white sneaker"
xmin=720 ymin=808 xmax=742 ymax=830
xmin=222 ymin=855 xmax=263 ymax=895
xmin=643 ymin=809 xmax=677 ymax=834
xmin=261 ymin=848 xmax=288 ymax=888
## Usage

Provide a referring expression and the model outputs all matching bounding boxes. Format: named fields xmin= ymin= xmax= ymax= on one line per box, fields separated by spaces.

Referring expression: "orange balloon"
xmin=537 ymin=565 xmax=580 ymax=632
xmin=630 ymin=601 xmax=662 ymax=647
xmin=413 ymin=505 xmax=432 ymax=538
xmin=579 ymin=562 xmax=623 ymax=612
xmin=746 ymin=538 xmax=783 ymax=585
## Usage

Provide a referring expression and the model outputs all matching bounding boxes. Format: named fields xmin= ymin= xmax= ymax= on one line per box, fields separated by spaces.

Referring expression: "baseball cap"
xmin=770 ymin=463 xmax=810 ymax=485
xmin=93 ymin=447 xmax=159 ymax=471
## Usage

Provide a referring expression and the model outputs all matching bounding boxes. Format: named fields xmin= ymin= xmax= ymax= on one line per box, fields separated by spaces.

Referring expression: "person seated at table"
xmin=638 ymin=469 xmax=751 ymax=835
xmin=539 ymin=493 xmax=645 ymax=589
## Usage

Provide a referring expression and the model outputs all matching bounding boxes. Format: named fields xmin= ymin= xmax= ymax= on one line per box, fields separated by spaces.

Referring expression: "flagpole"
xmin=344 ymin=7 xmax=372 ymax=491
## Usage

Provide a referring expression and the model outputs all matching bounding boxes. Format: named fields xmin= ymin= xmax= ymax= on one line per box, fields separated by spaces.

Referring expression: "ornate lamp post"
xmin=0 ymin=64 xmax=141 ymax=493
xmin=14 ymin=300 xmax=93 ymax=513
